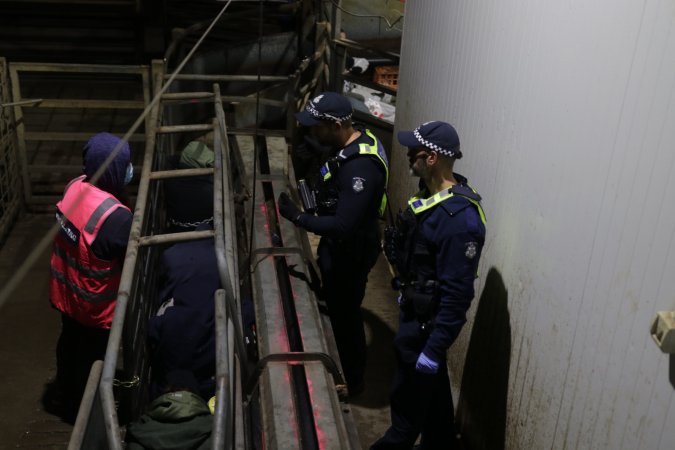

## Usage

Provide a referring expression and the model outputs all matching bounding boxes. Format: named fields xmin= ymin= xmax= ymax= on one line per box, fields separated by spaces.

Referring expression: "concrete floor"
xmin=0 ymin=213 xmax=399 ymax=449
xmin=349 ymin=250 xmax=400 ymax=448
xmin=0 ymin=213 xmax=72 ymax=449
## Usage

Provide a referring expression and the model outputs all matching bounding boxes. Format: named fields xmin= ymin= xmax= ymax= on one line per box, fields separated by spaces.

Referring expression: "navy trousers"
xmin=371 ymin=320 xmax=458 ymax=450
xmin=56 ymin=314 xmax=109 ymax=414
xmin=317 ymin=234 xmax=379 ymax=390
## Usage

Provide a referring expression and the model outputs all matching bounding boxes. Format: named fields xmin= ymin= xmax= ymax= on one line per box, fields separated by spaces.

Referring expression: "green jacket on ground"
xmin=126 ymin=390 xmax=213 ymax=450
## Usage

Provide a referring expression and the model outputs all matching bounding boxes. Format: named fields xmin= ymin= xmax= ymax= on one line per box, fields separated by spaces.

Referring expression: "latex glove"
xmin=278 ymin=192 xmax=302 ymax=224
xmin=415 ymin=352 xmax=439 ymax=374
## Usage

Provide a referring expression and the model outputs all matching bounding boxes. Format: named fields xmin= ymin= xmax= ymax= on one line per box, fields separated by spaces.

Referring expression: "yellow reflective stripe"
xmin=321 ymin=162 xmax=332 ymax=181
xmin=409 ymin=188 xmax=487 ymax=225
xmin=408 ymin=189 xmax=454 ymax=214
xmin=378 ymin=192 xmax=388 ymax=217
xmin=467 ymin=198 xmax=487 ymax=225
xmin=358 ymin=129 xmax=389 ymax=217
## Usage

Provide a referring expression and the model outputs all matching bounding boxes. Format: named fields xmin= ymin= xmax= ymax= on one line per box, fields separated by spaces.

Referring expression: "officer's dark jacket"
xmin=394 ymin=174 xmax=486 ymax=363
xmin=296 ymin=128 xmax=387 ymax=240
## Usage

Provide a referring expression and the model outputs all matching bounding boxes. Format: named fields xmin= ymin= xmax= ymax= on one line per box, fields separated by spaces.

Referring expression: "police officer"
xmin=277 ymin=92 xmax=389 ymax=394
xmin=372 ymin=121 xmax=486 ymax=449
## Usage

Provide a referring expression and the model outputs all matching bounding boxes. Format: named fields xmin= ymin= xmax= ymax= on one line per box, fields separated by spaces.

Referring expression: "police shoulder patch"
xmin=352 ymin=177 xmax=365 ymax=193
xmin=465 ymin=241 xmax=478 ymax=259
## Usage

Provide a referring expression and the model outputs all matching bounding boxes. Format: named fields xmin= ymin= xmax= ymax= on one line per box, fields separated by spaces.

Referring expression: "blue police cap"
xmin=397 ymin=121 xmax=462 ymax=159
xmin=295 ymin=92 xmax=353 ymax=126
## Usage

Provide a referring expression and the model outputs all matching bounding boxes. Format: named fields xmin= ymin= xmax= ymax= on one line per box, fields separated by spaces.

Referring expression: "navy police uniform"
xmin=372 ymin=121 xmax=486 ymax=450
xmin=298 ymin=127 xmax=388 ymax=391
xmin=374 ymin=177 xmax=485 ymax=450
xmin=280 ymin=92 xmax=389 ymax=392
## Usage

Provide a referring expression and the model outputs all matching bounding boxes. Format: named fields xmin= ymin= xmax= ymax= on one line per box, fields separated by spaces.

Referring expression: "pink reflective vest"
xmin=50 ymin=176 xmax=130 ymax=329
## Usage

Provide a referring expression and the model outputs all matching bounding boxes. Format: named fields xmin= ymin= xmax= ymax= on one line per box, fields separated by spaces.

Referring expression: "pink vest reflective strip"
xmin=50 ymin=177 xmax=129 ymax=328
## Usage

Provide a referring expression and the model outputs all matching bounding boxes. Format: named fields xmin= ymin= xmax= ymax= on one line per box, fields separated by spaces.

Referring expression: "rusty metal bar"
xmin=0 ymin=57 xmax=21 ymax=248
xmin=161 ymin=91 xmax=215 ymax=100
xmin=24 ymin=131 xmax=145 ymax=142
xmin=213 ymin=83 xmax=250 ymax=450
xmin=33 ymin=99 xmax=145 ymax=109
xmin=149 ymin=167 xmax=213 ymax=180
xmin=156 ymin=123 xmax=213 ymax=133
xmin=30 ymin=164 xmax=140 ymax=174
xmin=166 ymin=73 xmax=290 ymax=82
xmin=99 ymin=59 xmax=165 ymax=450
xmin=137 ymin=229 xmax=215 ymax=247
xmin=0 ymin=98 xmax=42 ymax=108
xmin=214 ymin=85 xmax=246 ymax=354
xmin=9 ymin=62 xmax=147 ymax=74
xmin=213 ymin=289 xmax=231 ymax=450
xmin=68 ymin=360 xmax=104 ymax=450
xmin=219 ymin=96 xmax=287 ymax=108
xmin=8 ymin=66 xmax=31 ymax=204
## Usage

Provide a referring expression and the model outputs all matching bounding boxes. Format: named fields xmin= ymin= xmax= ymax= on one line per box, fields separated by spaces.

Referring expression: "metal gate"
xmin=0 ymin=57 xmax=21 ymax=247
xmin=7 ymin=62 xmax=150 ymax=207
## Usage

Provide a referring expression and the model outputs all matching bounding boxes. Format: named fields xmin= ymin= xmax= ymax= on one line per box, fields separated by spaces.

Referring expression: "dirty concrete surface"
xmin=0 ymin=214 xmax=72 ymax=449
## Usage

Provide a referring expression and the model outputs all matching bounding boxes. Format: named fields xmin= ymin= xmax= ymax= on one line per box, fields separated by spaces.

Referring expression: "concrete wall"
xmin=392 ymin=1 xmax=675 ymax=449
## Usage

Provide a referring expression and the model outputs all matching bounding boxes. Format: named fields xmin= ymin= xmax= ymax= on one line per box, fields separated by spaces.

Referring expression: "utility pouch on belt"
xmin=383 ymin=225 xmax=398 ymax=266
xmin=298 ymin=179 xmax=316 ymax=214
xmin=401 ymin=280 xmax=439 ymax=323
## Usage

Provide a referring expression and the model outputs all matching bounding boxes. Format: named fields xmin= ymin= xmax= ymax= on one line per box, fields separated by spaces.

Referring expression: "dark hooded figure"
xmin=45 ymin=132 xmax=134 ymax=423
xmin=148 ymin=223 xmax=220 ymax=401
xmin=164 ymin=141 xmax=215 ymax=232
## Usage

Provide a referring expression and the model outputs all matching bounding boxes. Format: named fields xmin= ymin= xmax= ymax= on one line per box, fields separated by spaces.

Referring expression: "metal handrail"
xmin=212 ymin=83 xmax=249 ymax=450
xmin=95 ymin=63 xmax=248 ymax=449
xmin=98 ymin=61 xmax=165 ymax=450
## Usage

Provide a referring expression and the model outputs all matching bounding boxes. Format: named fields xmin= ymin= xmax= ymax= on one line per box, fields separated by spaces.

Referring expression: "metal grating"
xmin=0 ymin=57 xmax=21 ymax=248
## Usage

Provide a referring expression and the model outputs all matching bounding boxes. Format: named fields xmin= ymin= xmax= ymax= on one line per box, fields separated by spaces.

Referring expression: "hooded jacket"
xmin=50 ymin=133 xmax=133 ymax=328
xmin=125 ymin=390 xmax=213 ymax=450
xmin=165 ymin=141 xmax=214 ymax=230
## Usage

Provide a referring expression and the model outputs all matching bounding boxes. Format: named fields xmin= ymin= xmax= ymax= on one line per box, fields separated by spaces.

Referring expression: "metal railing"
xmin=70 ymin=59 xmax=248 ymax=448
xmin=0 ymin=57 xmax=22 ymax=248
xmin=67 ymin=3 xmax=348 ymax=447
xmin=7 ymin=62 xmax=149 ymax=207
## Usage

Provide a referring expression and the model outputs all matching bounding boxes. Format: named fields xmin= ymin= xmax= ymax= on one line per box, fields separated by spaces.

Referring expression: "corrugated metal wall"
xmin=392 ymin=1 xmax=675 ymax=449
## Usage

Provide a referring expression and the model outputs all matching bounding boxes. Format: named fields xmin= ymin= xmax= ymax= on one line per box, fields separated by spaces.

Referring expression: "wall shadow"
xmin=353 ymin=308 xmax=397 ymax=408
xmin=456 ymin=267 xmax=511 ymax=450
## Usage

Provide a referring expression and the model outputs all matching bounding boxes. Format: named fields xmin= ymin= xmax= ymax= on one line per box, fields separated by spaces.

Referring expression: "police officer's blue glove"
xmin=277 ymin=192 xmax=302 ymax=225
xmin=415 ymin=352 xmax=439 ymax=374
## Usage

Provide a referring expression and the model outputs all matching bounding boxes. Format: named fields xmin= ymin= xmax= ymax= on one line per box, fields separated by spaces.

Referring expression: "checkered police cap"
xmin=397 ymin=121 xmax=462 ymax=159
xmin=295 ymin=92 xmax=353 ymax=126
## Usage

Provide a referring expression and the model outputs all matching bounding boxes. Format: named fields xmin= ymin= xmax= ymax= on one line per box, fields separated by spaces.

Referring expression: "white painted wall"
xmin=392 ymin=1 xmax=675 ymax=449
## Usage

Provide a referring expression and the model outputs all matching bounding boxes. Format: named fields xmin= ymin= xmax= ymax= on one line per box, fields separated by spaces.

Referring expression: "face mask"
xmin=124 ymin=163 xmax=134 ymax=185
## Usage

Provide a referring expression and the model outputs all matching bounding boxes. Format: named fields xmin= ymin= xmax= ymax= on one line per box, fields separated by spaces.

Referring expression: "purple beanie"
xmin=82 ymin=132 xmax=130 ymax=194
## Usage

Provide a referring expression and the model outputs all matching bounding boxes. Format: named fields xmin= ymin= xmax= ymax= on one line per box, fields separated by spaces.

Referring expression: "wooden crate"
xmin=373 ymin=65 xmax=398 ymax=91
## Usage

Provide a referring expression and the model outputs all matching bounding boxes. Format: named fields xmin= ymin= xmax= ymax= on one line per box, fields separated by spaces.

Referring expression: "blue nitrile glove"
xmin=415 ymin=352 xmax=439 ymax=374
